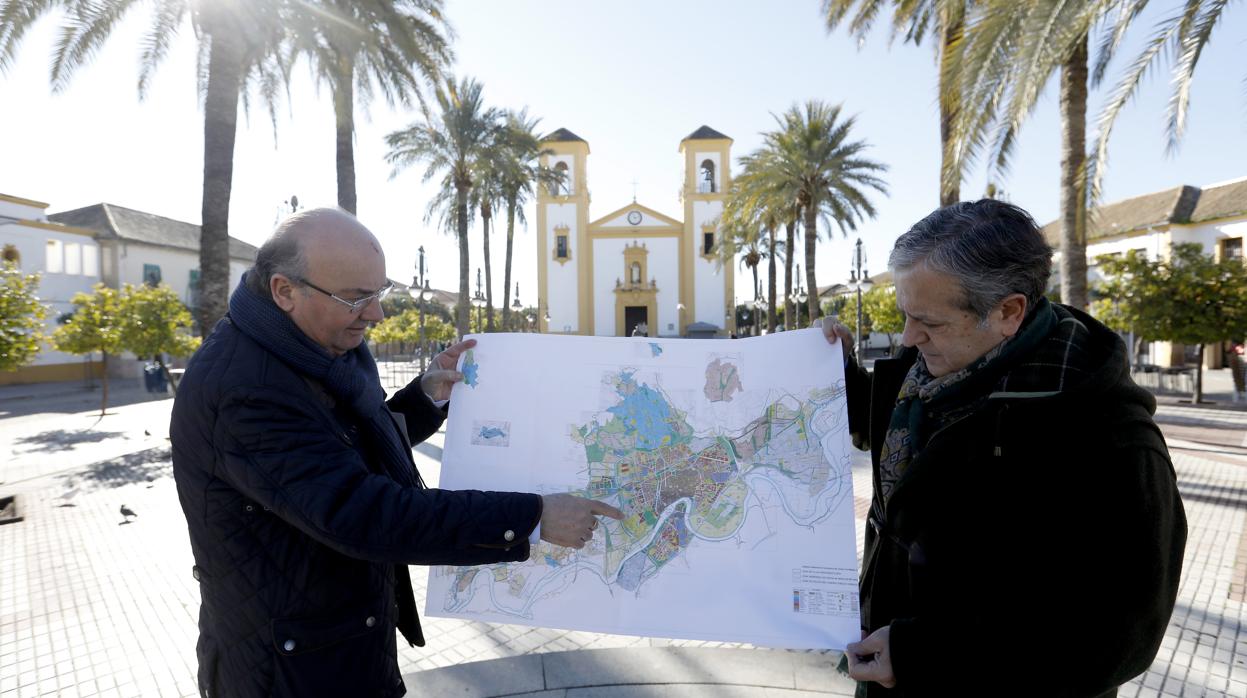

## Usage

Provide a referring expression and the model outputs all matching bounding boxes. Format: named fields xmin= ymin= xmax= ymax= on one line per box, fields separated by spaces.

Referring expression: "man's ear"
xmin=997 ymin=293 xmax=1028 ymax=337
xmin=270 ymin=274 xmax=298 ymax=312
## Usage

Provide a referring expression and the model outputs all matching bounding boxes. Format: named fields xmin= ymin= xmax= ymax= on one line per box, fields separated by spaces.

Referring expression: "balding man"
xmin=171 ymin=208 xmax=621 ymax=698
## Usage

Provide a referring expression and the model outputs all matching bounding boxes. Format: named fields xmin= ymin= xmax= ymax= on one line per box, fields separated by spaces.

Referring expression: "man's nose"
xmin=360 ymin=296 xmax=384 ymax=322
xmin=900 ymin=318 xmax=925 ymax=347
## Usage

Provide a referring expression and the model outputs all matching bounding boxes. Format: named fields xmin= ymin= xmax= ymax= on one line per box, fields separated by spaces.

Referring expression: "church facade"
xmin=535 ymin=126 xmax=735 ymax=338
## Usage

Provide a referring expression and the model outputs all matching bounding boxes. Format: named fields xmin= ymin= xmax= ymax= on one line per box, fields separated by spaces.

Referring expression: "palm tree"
xmin=0 ymin=0 xmax=294 ymax=332
xmin=724 ymin=150 xmax=793 ymax=333
xmin=766 ymin=101 xmax=889 ymax=323
xmin=496 ymin=109 xmax=560 ymax=332
xmin=474 ymin=161 xmax=502 ymax=332
xmin=292 ymin=0 xmax=453 ymax=214
xmin=951 ymin=1 xmax=1113 ymax=309
xmin=1087 ymin=1 xmax=1242 ymax=203
xmin=824 ymin=0 xmax=969 ymax=206
xmin=385 ymin=76 xmax=501 ymax=337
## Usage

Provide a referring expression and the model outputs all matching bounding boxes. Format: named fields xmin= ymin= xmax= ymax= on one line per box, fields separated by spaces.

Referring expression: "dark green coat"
xmin=846 ymin=306 xmax=1185 ymax=697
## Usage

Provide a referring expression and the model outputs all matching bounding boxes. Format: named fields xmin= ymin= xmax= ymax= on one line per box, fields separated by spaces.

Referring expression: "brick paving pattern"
xmin=2 ymin=372 xmax=1246 ymax=697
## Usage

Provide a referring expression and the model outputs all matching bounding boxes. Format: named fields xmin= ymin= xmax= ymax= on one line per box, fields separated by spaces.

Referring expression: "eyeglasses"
xmin=297 ymin=278 xmax=394 ymax=313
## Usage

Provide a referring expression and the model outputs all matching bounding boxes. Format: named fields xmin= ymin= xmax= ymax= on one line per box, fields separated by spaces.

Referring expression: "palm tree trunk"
xmin=502 ymin=197 xmax=517 ymax=331
xmin=784 ymin=219 xmax=795 ymax=329
xmin=481 ymin=201 xmax=494 ymax=332
xmin=804 ymin=204 xmax=819 ymax=323
xmin=1059 ymin=35 xmax=1089 ymax=310
xmin=938 ymin=4 xmax=965 ymax=207
xmin=456 ymin=185 xmax=471 ymax=337
xmin=767 ymin=225 xmax=777 ymax=333
xmin=198 ymin=28 xmax=244 ymax=333
xmin=334 ymin=58 xmax=357 ymax=215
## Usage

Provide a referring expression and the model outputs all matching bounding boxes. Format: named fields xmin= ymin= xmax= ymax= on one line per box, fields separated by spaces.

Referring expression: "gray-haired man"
xmin=826 ymin=199 xmax=1186 ymax=697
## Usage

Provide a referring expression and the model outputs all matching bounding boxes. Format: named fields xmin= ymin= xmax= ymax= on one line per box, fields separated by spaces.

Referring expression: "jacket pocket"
xmin=269 ymin=598 xmax=387 ymax=697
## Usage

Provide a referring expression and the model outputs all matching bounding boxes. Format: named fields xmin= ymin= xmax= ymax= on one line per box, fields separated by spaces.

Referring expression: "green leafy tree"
xmin=1093 ymin=244 xmax=1247 ymax=403
xmin=52 ymin=284 xmax=124 ymax=416
xmin=367 ymin=309 xmax=455 ymax=350
xmin=862 ymin=285 xmax=904 ymax=353
xmin=0 ymin=262 xmax=48 ymax=372
xmin=381 ymin=292 xmax=453 ymax=324
xmin=385 ymin=76 xmax=502 ymax=337
xmin=119 ymin=283 xmax=201 ymax=394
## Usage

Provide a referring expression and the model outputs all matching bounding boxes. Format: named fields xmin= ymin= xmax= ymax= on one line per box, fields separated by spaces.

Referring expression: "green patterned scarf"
xmin=877 ymin=298 xmax=1090 ymax=505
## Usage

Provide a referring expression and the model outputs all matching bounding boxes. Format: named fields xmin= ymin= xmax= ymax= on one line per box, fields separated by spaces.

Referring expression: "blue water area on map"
xmin=616 ymin=553 xmax=648 ymax=591
xmin=649 ymin=343 xmax=663 ymax=357
xmin=479 ymin=426 xmax=506 ymax=440
xmin=672 ymin=513 xmax=690 ymax=547
xmin=607 ymin=377 xmax=676 ymax=450
xmin=462 ymin=355 xmax=479 ymax=387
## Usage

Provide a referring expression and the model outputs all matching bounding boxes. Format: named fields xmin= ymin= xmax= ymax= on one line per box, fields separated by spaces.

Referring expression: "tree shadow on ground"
xmin=14 ymin=429 xmax=127 ymax=452
xmin=0 ymin=385 xmax=167 ymax=419
xmin=69 ymin=447 xmax=173 ymax=491
xmin=1175 ymin=479 xmax=1247 ymax=509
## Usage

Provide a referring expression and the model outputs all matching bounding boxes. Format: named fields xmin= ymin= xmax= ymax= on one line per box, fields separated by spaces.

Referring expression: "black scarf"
xmin=227 ymin=274 xmax=421 ymax=489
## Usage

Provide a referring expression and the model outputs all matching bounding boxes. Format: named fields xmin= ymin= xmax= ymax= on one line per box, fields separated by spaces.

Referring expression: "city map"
xmin=426 ymin=329 xmax=859 ymax=649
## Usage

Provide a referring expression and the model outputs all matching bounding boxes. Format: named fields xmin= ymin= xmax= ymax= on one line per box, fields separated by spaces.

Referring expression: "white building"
xmin=535 ymin=127 xmax=735 ymax=338
xmin=1043 ymin=176 xmax=1247 ymax=368
xmin=0 ymin=194 xmax=258 ymax=386
xmin=50 ymin=202 xmax=257 ymax=321
xmin=0 ymin=193 xmax=104 ymax=384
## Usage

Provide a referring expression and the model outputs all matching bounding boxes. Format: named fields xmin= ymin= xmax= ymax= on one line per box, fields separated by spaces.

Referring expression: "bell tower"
xmin=679 ymin=126 xmax=734 ymax=336
xmin=536 ymin=128 xmax=591 ymax=334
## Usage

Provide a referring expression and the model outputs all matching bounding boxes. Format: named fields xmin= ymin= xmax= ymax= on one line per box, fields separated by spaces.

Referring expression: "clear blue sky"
xmin=0 ymin=1 xmax=1243 ymax=306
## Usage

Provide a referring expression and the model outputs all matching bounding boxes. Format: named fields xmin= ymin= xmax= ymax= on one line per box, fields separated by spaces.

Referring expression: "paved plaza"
xmin=1 ymin=369 xmax=1246 ymax=697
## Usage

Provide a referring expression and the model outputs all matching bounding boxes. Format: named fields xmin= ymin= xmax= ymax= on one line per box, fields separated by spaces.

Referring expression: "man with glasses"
xmin=171 ymin=207 xmax=621 ymax=698
xmin=824 ymin=200 xmax=1185 ymax=697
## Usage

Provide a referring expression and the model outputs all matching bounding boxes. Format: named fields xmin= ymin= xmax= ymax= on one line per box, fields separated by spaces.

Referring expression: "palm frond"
xmin=1165 ymin=0 xmax=1228 ymax=153
xmin=137 ymin=0 xmax=188 ymax=99
xmin=1087 ymin=1 xmax=1200 ymax=205
xmin=0 ymin=0 xmax=63 ymax=75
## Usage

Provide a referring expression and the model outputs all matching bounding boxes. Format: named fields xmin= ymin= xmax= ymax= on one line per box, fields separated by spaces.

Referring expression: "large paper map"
xmin=426 ymin=329 xmax=859 ymax=649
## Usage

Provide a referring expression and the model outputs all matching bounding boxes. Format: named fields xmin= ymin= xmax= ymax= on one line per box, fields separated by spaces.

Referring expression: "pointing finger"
xmin=589 ymin=500 xmax=625 ymax=520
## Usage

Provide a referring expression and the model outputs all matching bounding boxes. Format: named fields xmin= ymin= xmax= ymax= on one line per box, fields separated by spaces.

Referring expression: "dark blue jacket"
xmin=171 ymin=317 xmax=541 ymax=697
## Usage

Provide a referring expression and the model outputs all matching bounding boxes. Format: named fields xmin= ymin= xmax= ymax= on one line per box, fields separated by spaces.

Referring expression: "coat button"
xmin=191 ymin=566 xmax=202 ymax=581
xmin=283 ymin=639 xmax=296 ymax=652
xmin=244 ymin=504 xmax=254 ymax=512
xmin=365 ymin=616 xmax=376 ymax=628
xmin=503 ymin=530 xmax=515 ymax=542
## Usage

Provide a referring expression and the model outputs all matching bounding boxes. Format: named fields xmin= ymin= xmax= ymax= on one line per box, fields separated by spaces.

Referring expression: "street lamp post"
xmin=472 ymin=268 xmax=486 ymax=331
xmin=848 ymin=237 xmax=874 ymax=360
xmin=408 ymin=246 xmax=430 ymax=371
xmin=511 ymin=283 xmax=522 ymax=332
xmin=753 ymin=278 xmax=768 ymax=335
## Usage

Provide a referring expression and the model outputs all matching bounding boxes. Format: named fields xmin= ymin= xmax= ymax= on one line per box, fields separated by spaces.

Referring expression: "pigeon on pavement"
xmin=58 ymin=481 xmax=80 ymax=507
xmin=119 ymin=504 xmax=137 ymax=522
